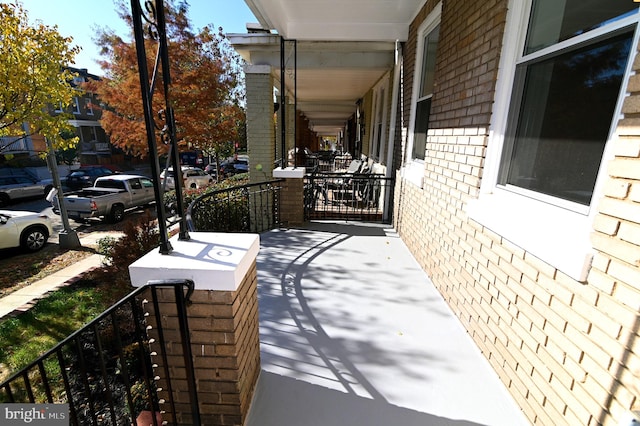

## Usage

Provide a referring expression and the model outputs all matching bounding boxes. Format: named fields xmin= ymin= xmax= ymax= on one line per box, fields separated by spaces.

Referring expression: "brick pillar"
xmin=129 ymin=233 xmax=261 ymax=425
xmin=273 ymin=168 xmax=305 ymax=226
xmin=245 ymin=65 xmax=274 ymax=184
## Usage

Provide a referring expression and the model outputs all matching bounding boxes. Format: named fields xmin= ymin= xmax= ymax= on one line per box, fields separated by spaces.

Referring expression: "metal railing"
xmin=185 ymin=179 xmax=284 ymax=233
xmin=0 ymin=280 xmax=200 ymax=426
xmin=304 ymin=172 xmax=393 ymax=222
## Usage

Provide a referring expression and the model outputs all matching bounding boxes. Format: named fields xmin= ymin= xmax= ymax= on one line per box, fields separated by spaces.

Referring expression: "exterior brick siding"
xmin=395 ymin=1 xmax=640 ymax=425
xmin=144 ymin=262 xmax=261 ymax=425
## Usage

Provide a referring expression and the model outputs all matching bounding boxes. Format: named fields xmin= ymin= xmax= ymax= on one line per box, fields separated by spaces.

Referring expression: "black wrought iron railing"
xmin=304 ymin=173 xmax=393 ymax=222
xmin=185 ymin=180 xmax=284 ymax=233
xmin=0 ymin=280 xmax=200 ymax=426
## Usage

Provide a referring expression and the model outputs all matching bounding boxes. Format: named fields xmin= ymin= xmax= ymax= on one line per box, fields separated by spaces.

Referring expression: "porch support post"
xmin=129 ymin=233 xmax=261 ymax=425
xmin=286 ymin=102 xmax=296 ymax=165
xmin=244 ymin=64 xmax=275 ymax=183
xmin=273 ymin=167 xmax=305 ymax=226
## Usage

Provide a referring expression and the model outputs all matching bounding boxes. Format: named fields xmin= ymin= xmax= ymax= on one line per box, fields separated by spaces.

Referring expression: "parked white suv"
xmin=0 ymin=210 xmax=53 ymax=252
xmin=160 ymin=166 xmax=213 ymax=190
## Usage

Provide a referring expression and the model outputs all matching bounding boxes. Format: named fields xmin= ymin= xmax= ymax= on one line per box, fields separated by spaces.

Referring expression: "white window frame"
xmin=370 ymin=74 xmax=389 ymax=164
xmin=85 ymin=97 xmax=94 ymax=115
xmin=467 ymin=0 xmax=640 ymax=281
xmin=72 ymin=97 xmax=81 ymax=115
xmin=403 ymin=2 xmax=442 ymax=188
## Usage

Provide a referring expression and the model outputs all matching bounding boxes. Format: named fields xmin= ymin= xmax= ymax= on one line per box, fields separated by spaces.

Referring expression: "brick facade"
xmin=245 ymin=66 xmax=275 ymax=184
xmin=394 ymin=1 xmax=640 ymax=425
xmin=144 ymin=262 xmax=261 ymax=425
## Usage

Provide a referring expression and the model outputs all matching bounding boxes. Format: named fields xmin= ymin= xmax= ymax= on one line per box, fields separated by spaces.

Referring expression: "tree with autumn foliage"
xmin=0 ymin=1 xmax=80 ymax=154
xmin=88 ymin=0 xmax=245 ymax=160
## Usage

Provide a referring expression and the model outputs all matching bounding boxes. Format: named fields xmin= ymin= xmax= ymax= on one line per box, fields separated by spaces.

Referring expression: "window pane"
xmin=504 ymin=31 xmax=632 ymax=205
xmin=420 ymin=26 xmax=440 ymax=98
xmin=525 ymin=0 xmax=636 ymax=54
xmin=413 ymin=98 xmax=431 ymax=160
xmin=80 ymin=126 xmax=94 ymax=143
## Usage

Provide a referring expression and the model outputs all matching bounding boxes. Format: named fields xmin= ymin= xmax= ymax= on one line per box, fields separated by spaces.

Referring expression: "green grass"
xmin=0 ymin=279 xmax=129 ymax=377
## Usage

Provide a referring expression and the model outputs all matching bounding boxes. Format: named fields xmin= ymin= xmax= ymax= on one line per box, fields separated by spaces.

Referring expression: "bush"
xmin=162 ymin=175 xmax=249 ymax=216
xmin=93 ymin=212 xmax=160 ymax=290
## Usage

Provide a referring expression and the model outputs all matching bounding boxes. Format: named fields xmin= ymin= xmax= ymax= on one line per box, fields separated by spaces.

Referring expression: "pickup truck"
xmin=54 ymin=174 xmax=155 ymax=223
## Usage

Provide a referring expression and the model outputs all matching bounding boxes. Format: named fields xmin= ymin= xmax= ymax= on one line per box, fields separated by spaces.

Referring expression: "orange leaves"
xmin=90 ymin=1 xmax=245 ymax=158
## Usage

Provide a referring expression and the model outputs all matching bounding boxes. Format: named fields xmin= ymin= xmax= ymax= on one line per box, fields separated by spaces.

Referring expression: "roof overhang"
xmin=231 ymin=0 xmax=425 ymax=137
xmin=244 ymin=0 xmax=425 ymax=41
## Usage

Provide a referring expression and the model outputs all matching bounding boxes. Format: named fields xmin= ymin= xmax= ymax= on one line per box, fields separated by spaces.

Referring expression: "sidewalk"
xmin=0 ymin=231 xmax=122 ymax=320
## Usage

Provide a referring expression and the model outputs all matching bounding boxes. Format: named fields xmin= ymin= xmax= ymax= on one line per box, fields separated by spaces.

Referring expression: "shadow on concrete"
xmin=246 ymin=371 xmax=484 ymax=426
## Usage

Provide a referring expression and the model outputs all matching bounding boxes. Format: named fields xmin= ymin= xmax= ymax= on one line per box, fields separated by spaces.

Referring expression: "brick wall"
xmin=245 ymin=66 xmax=275 ymax=184
xmin=279 ymin=177 xmax=305 ymax=226
xmin=395 ymin=1 xmax=640 ymax=425
xmin=145 ymin=262 xmax=261 ymax=425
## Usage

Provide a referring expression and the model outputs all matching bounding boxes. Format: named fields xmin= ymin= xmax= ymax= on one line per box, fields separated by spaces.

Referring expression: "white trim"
xmin=72 ymin=97 xmax=81 ymax=115
xmin=482 ymin=0 xmax=530 ymax=195
xmin=370 ymin=73 xmax=390 ymax=163
xmin=85 ymin=97 xmax=94 ymax=116
xmin=129 ymin=232 xmax=260 ymax=291
xmin=405 ymin=2 xmax=441 ymax=167
xmin=401 ymin=2 xmax=441 ymax=189
xmin=466 ymin=188 xmax=594 ymax=282
xmin=472 ymin=0 xmax=640 ymax=281
xmin=273 ymin=167 xmax=305 ymax=178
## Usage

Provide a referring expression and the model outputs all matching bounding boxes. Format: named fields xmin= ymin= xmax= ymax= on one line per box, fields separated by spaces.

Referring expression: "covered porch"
xmin=248 ymin=221 xmax=528 ymax=425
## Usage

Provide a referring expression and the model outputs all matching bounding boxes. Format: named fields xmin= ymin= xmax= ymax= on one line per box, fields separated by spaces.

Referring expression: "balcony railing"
xmin=0 ymin=280 xmax=200 ymax=426
xmin=0 ymin=136 xmax=29 ymax=153
xmin=185 ymin=180 xmax=284 ymax=233
xmin=304 ymin=172 xmax=393 ymax=222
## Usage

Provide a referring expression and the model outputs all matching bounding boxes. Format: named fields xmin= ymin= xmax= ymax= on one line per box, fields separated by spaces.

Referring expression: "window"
xmin=499 ymin=0 xmax=636 ymax=207
xmin=80 ymin=126 xmax=96 ymax=143
xmin=72 ymin=97 xmax=80 ymax=115
xmin=470 ymin=0 xmax=639 ymax=281
xmin=85 ymin=98 xmax=94 ymax=115
xmin=129 ymin=179 xmax=142 ymax=190
xmin=411 ymin=25 xmax=439 ymax=161
xmin=371 ymin=77 xmax=389 ymax=162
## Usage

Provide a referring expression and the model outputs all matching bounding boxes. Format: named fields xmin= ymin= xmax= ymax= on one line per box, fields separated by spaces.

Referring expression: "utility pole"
xmin=45 ymin=137 xmax=81 ymax=249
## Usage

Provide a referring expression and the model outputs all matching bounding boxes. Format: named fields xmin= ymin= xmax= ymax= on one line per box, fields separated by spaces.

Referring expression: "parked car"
xmin=219 ymin=159 xmax=249 ymax=178
xmin=0 ymin=175 xmax=53 ymax=207
xmin=64 ymin=166 xmax=115 ymax=191
xmin=54 ymin=175 xmax=155 ymax=223
xmin=160 ymin=166 xmax=213 ymax=190
xmin=204 ymin=163 xmax=218 ymax=178
xmin=0 ymin=210 xmax=53 ymax=252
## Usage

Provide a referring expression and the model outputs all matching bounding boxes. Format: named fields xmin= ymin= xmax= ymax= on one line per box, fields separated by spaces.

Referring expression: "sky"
xmin=9 ymin=0 xmax=258 ymax=73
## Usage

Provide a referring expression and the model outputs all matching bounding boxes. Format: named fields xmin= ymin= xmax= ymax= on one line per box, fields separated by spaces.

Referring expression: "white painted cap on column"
xmin=129 ymin=232 xmax=260 ymax=291
xmin=273 ymin=167 xmax=305 ymax=178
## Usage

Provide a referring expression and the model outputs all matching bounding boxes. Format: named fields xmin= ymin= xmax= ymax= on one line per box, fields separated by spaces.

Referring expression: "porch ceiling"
xmin=244 ymin=0 xmax=424 ymax=41
xmin=231 ymin=0 xmax=424 ymax=138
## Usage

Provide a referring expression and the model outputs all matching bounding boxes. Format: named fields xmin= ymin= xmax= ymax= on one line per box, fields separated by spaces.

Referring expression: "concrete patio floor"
xmin=248 ymin=221 xmax=530 ymax=426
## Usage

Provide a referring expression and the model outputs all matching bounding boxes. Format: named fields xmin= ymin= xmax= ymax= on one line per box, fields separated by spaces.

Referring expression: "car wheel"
xmin=20 ymin=226 xmax=49 ymax=252
xmin=190 ymin=182 xmax=197 ymax=189
xmin=109 ymin=204 xmax=125 ymax=223
xmin=0 ymin=193 xmax=9 ymax=207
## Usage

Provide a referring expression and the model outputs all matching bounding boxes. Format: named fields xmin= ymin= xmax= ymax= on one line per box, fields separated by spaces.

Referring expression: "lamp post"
xmin=45 ymin=137 xmax=80 ymax=249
